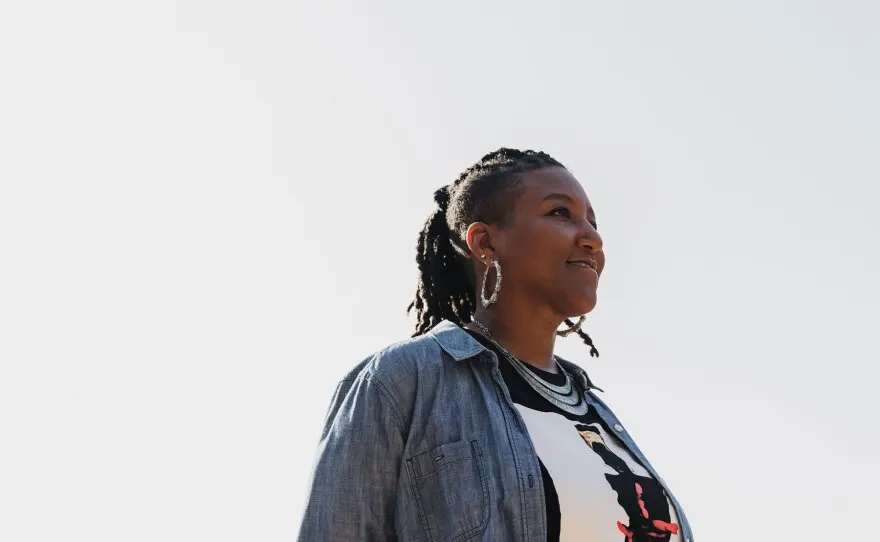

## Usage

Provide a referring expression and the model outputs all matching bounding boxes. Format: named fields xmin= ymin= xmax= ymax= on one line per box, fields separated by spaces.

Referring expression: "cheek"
xmin=504 ymin=228 xmax=568 ymax=277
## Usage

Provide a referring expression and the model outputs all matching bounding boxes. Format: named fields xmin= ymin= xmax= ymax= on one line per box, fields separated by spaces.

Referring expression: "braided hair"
xmin=407 ymin=147 xmax=600 ymax=357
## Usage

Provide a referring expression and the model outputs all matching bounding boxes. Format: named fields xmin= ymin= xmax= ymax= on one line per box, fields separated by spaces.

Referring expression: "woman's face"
xmin=472 ymin=166 xmax=605 ymax=319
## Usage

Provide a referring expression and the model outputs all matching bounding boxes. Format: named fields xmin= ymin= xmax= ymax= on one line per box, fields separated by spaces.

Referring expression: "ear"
xmin=465 ymin=221 xmax=497 ymax=263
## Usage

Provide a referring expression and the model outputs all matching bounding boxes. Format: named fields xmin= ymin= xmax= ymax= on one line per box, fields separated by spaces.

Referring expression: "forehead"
xmin=516 ymin=167 xmax=592 ymax=208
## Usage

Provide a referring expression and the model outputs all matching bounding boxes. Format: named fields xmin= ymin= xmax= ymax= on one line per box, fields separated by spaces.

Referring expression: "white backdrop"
xmin=1 ymin=1 xmax=877 ymax=540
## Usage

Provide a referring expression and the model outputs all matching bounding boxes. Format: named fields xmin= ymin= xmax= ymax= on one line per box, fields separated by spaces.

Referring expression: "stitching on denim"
xmin=449 ymin=440 xmax=490 ymax=542
xmin=404 ymin=457 xmax=436 ymax=542
xmin=365 ymin=375 xmax=405 ymax=431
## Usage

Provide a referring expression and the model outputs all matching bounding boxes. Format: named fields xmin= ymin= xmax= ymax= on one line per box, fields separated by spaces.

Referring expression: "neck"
xmin=469 ymin=304 xmax=560 ymax=373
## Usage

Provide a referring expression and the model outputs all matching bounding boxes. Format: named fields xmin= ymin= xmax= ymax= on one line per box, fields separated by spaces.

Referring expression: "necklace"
xmin=470 ymin=319 xmax=589 ymax=416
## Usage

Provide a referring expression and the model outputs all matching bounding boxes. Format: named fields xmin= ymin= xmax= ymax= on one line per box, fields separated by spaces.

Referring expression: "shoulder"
xmin=337 ymin=332 xmax=451 ymax=419
xmin=336 ymin=322 xmax=486 ymax=424
xmin=342 ymin=320 xmax=483 ymax=385
xmin=341 ymin=331 xmax=447 ymax=384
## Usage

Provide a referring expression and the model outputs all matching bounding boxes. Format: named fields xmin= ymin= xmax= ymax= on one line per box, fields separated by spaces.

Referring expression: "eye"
xmin=549 ymin=206 xmax=572 ymax=219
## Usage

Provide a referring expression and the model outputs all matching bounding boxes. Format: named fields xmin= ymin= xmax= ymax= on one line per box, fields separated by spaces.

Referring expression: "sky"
xmin=1 ymin=1 xmax=878 ymax=540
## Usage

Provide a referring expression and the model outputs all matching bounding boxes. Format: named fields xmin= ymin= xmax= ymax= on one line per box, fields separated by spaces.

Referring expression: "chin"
xmin=564 ymin=292 xmax=597 ymax=317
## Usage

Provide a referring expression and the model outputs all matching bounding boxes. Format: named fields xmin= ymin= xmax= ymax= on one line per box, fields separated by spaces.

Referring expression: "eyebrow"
xmin=543 ymin=193 xmax=574 ymax=203
xmin=543 ymin=193 xmax=596 ymax=218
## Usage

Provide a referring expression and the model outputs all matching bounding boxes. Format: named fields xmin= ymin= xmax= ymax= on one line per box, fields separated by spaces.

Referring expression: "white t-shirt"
xmin=469 ymin=331 xmax=684 ymax=542
xmin=518 ymin=405 xmax=683 ymax=542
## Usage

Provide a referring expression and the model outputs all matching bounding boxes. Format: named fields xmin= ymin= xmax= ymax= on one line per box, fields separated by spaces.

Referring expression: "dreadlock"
xmin=407 ymin=147 xmax=600 ymax=358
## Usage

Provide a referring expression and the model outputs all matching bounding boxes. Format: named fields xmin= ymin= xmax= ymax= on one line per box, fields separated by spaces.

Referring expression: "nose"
xmin=577 ymin=224 xmax=603 ymax=253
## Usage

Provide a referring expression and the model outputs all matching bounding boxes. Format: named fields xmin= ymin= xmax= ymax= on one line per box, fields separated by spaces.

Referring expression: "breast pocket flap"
xmin=408 ymin=439 xmax=477 ymax=480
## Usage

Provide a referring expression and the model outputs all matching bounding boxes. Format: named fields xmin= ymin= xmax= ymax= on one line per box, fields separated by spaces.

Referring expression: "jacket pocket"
xmin=405 ymin=439 xmax=489 ymax=542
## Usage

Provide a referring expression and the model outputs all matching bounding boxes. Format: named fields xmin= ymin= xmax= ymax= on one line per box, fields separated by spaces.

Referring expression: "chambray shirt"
xmin=297 ymin=320 xmax=693 ymax=542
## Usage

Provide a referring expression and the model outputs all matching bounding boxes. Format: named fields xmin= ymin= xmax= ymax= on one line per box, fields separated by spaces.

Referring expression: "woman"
xmin=297 ymin=148 xmax=693 ymax=542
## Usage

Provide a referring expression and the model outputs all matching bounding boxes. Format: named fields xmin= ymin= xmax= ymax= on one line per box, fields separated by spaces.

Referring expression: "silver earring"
xmin=480 ymin=258 xmax=502 ymax=308
xmin=557 ymin=315 xmax=586 ymax=337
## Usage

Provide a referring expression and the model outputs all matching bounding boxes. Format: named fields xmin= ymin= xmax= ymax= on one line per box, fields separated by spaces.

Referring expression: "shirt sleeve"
xmin=296 ymin=375 xmax=406 ymax=542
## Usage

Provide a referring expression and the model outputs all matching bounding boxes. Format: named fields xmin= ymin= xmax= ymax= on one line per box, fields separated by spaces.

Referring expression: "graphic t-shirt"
xmin=467 ymin=331 xmax=683 ymax=542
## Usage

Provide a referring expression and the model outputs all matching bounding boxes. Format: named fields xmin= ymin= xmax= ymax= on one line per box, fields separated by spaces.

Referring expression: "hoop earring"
xmin=480 ymin=258 xmax=502 ymax=308
xmin=557 ymin=315 xmax=586 ymax=337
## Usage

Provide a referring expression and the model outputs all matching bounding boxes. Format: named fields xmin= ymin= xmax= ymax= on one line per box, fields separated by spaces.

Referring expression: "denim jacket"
xmin=297 ymin=320 xmax=693 ymax=541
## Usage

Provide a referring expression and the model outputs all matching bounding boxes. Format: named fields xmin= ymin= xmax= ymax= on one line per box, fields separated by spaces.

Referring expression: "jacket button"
xmin=613 ymin=423 xmax=624 ymax=432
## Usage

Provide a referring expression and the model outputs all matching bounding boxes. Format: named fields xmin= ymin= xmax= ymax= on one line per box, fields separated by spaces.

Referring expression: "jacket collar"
xmin=427 ymin=320 xmax=604 ymax=392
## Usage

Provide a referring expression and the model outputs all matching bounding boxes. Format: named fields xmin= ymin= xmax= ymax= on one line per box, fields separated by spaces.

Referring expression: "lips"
xmin=566 ymin=259 xmax=599 ymax=272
